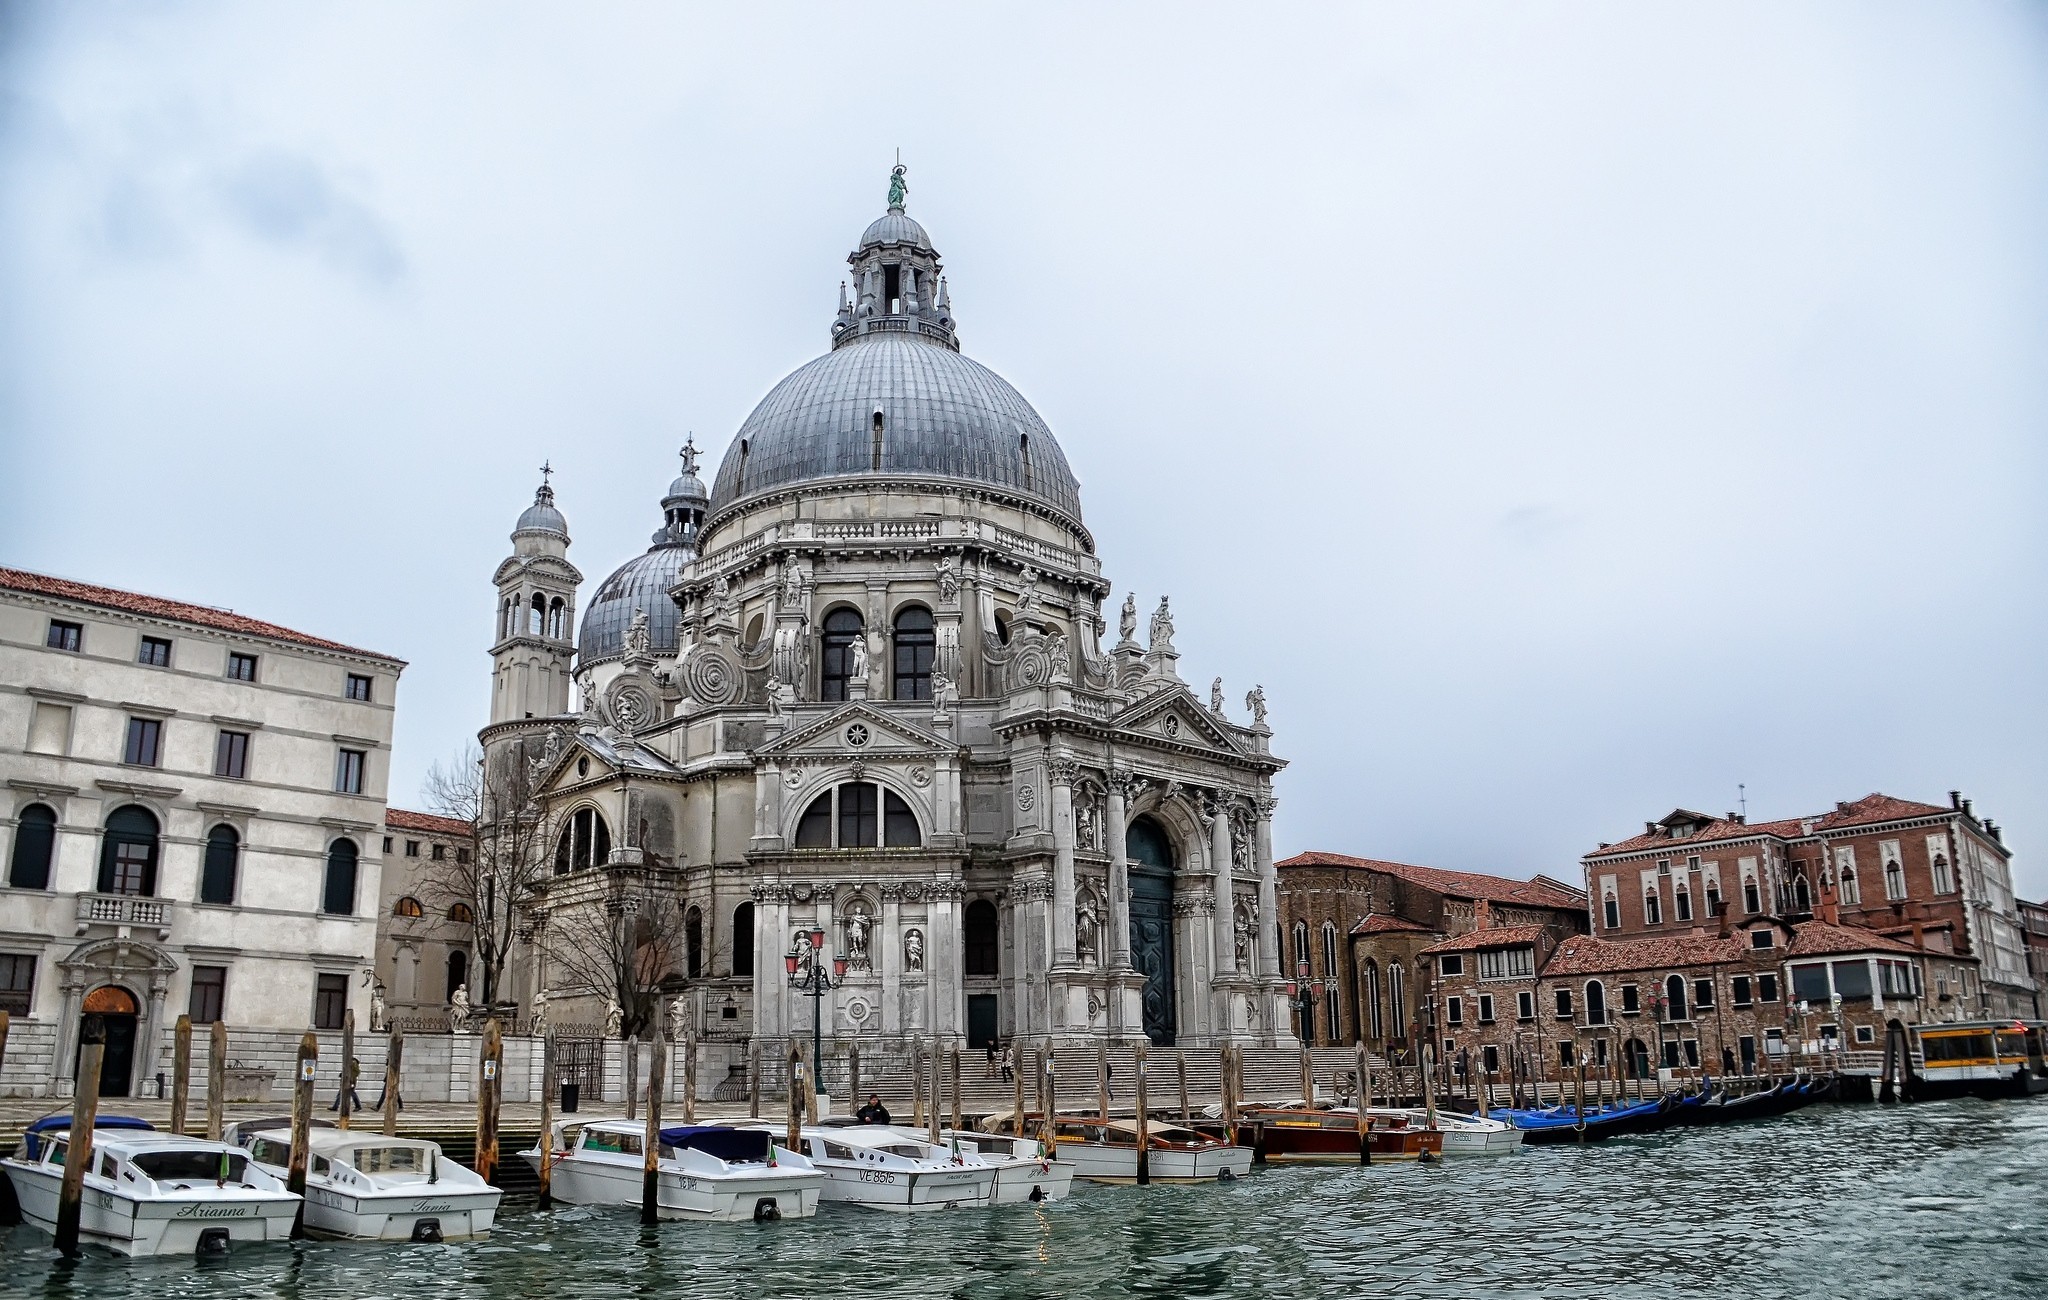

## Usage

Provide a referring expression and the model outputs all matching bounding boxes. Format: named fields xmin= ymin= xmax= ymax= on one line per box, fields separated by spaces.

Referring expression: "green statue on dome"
xmin=887 ymin=163 xmax=908 ymax=210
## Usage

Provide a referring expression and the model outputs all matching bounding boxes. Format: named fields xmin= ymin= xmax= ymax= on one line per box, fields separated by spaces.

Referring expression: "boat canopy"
xmin=659 ymin=1126 xmax=772 ymax=1164
xmin=23 ymin=1114 xmax=153 ymax=1159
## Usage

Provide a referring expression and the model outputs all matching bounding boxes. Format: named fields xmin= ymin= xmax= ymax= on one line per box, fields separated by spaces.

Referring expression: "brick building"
xmin=1274 ymin=851 xmax=1587 ymax=1049
xmin=374 ymin=807 xmax=478 ymax=1032
xmin=1582 ymin=793 xmax=2032 ymax=1018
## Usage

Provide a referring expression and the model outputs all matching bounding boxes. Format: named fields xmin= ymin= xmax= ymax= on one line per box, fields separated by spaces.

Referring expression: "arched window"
xmin=392 ymin=896 xmax=424 ymax=918
xmin=1127 ymin=817 xmax=1173 ymax=872
xmin=200 ymin=824 xmax=239 ymax=905
xmin=1884 ymin=856 xmax=1907 ymax=902
xmin=965 ymin=899 xmax=1000 ymax=976
xmin=529 ymin=592 xmax=545 ymax=636
xmin=322 ymin=839 xmax=359 ymax=915
xmin=449 ymin=902 xmax=475 ymax=924
xmin=794 ymin=791 xmax=833 ymax=848
xmin=1791 ymin=871 xmax=1811 ymax=912
xmin=1585 ymin=979 xmax=1607 ymax=1026
xmin=98 ymin=805 xmax=159 ymax=897
xmin=1291 ymin=922 xmax=1310 ymax=975
xmin=892 ymin=606 xmax=935 ymax=700
xmin=1665 ymin=973 xmax=1688 ymax=1021
xmin=1674 ymin=881 xmax=1692 ymax=922
xmin=8 ymin=803 xmax=57 ymax=890
xmin=547 ymin=596 xmax=565 ymax=640
xmin=1602 ymin=892 xmax=1620 ymax=930
xmin=731 ymin=901 xmax=754 ymax=977
xmin=1321 ymin=922 xmax=1338 ymax=976
xmin=820 ymin=608 xmax=863 ymax=701
xmin=1362 ymin=960 xmax=1383 ymax=1042
xmin=446 ymin=950 xmax=468 ymax=1000
xmin=1838 ymin=864 xmax=1860 ymax=906
xmin=883 ymin=788 xmax=920 ymax=847
xmin=554 ymin=807 xmax=611 ymax=873
xmin=686 ymin=906 xmax=703 ymax=978
xmin=1388 ymin=963 xmax=1408 ymax=1040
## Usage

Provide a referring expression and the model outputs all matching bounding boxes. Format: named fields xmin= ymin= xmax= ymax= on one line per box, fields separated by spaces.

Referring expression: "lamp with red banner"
xmin=787 ymin=926 xmax=846 ymax=1102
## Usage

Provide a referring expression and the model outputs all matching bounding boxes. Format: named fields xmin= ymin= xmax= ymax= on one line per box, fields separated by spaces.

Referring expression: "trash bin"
xmin=561 ymin=1081 xmax=581 ymax=1113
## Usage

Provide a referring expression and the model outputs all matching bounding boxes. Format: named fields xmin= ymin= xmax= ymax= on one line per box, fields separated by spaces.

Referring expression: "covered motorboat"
xmin=2 ymin=1124 xmax=297 ymax=1257
xmin=1041 ymin=1117 xmax=1254 ymax=1184
xmin=235 ymin=1127 xmax=499 ymax=1241
xmin=520 ymin=1120 xmax=821 ymax=1222
xmin=907 ymin=1129 xmax=1075 ymax=1204
xmin=1236 ymin=1105 xmax=1445 ymax=1164
xmin=773 ymin=1125 xmax=996 ymax=1212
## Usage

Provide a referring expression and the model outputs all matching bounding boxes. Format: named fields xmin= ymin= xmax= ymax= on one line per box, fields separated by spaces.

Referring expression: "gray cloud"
xmin=217 ymin=151 xmax=405 ymax=284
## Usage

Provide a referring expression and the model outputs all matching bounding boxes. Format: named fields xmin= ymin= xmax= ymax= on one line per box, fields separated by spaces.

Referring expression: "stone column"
xmin=1106 ymin=774 xmax=1136 ymax=969
xmin=933 ymin=881 xmax=964 ymax=1039
xmin=755 ymin=885 xmax=790 ymax=1042
xmin=1050 ymin=759 xmax=1079 ymax=967
xmin=1256 ymin=796 xmax=1279 ymax=979
xmin=1208 ymin=795 xmax=1236 ymax=977
xmin=54 ymin=977 xmax=84 ymax=1092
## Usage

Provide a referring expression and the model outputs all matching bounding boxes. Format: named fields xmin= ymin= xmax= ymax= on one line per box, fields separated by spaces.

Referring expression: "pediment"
xmin=532 ymin=728 xmax=678 ymax=795
xmin=755 ymin=701 xmax=951 ymax=760
xmin=1109 ymin=688 xmax=1243 ymax=755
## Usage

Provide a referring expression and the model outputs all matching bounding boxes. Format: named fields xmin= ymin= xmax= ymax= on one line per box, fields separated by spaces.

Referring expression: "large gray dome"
xmin=709 ymin=332 xmax=1083 ymax=522
xmin=579 ymin=544 xmax=687 ymax=663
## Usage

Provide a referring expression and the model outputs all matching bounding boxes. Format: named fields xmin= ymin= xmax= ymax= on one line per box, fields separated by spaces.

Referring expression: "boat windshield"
xmin=581 ymin=1130 xmax=642 ymax=1155
xmin=133 ymin=1150 xmax=248 ymax=1183
xmin=1922 ymin=1032 xmax=1996 ymax=1063
xmin=350 ymin=1145 xmax=428 ymax=1174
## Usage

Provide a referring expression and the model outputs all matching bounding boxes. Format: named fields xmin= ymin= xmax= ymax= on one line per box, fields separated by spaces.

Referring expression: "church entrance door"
xmin=1130 ymin=869 xmax=1176 ymax=1046
xmin=966 ymin=995 xmax=998 ymax=1050
xmin=80 ymin=985 xmax=140 ymax=1098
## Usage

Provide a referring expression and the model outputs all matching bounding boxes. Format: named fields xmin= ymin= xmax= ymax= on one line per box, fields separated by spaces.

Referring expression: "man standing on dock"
xmin=856 ymin=1094 xmax=891 ymax=1125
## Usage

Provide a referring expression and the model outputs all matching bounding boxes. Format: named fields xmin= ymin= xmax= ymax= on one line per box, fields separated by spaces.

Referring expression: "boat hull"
xmin=518 ymin=1151 xmax=822 ymax=1221
xmin=811 ymin=1161 xmax=995 ymax=1211
xmin=2 ymin=1161 xmax=297 ymax=1257
xmin=298 ymin=1182 xmax=502 ymax=1241
xmin=1058 ymin=1142 xmax=1254 ymax=1184
xmin=986 ymin=1157 xmax=1076 ymax=1204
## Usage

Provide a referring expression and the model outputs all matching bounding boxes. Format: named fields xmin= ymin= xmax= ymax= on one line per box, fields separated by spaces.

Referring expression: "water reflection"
xmin=6 ymin=1101 xmax=2046 ymax=1299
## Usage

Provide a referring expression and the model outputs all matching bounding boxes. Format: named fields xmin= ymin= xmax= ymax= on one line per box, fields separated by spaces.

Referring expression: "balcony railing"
xmin=75 ymin=892 xmax=173 ymax=936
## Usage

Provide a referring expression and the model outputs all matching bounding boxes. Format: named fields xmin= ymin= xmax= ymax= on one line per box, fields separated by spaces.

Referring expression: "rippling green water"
xmin=8 ymin=1101 xmax=2046 ymax=1299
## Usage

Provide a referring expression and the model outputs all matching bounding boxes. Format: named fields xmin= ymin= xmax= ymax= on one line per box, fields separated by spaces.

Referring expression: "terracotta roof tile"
xmin=1782 ymin=919 xmax=1927 ymax=958
xmin=1810 ymin=794 xmax=1953 ymax=832
xmin=1279 ymin=852 xmax=1587 ymax=911
xmin=1587 ymin=816 xmax=1807 ymax=859
xmin=385 ymin=808 xmax=474 ymax=837
xmin=1541 ymin=933 xmax=1742 ymax=976
xmin=0 ymin=565 xmax=399 ymax=661
xmin=1420 ymin=925 xmax=1548 ymax=955
xmin=1350 ymin=913 xmax=1433 ymax=936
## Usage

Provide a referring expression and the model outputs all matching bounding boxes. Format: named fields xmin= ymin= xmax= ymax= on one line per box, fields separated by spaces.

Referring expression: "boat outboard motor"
xmin=753 ymin=1198 xmax=781 ymax=1222
xmin=1029 ymin=1184 xmax=1045 ymax=1202
xmin=196 ymin=1227 xmax=233 ymax=1258
xmin=1216 ymin=1168 xmax=1238 ymax=1183
xmin=410 ymin=1218 xmax=444 ymax=1243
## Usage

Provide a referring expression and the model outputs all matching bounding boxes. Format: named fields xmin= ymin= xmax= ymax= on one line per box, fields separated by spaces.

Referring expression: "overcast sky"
xmin=4 ymin=4 xmax=2044 ymax=896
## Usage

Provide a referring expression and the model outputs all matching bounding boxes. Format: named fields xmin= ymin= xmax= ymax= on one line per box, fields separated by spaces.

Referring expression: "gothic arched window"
xmin=200 ymin=824 xmax=239 ymax=905
xmin=731 ymin=901 xmax=755 ymax=977
xmin=892 ymin=606 xmax=935 ymax=700
xmin=820 ymin=608 xmax=863 ymax=701
xmin=8 ymin=802 xmax=56 ymax=890
xmin=1884 ymin=856 xmax=1907 ymax=901
xmin=555 ymin=807 xmax=611 ymax=873
xmin=449 ymin=902 xmax=474 ymax=924
xmin=1791 ymin=871 xmax=1811 ymax=912
xmin=1291 ymin=921 xmax=1310 ymax=975
xmin=322 ymin=839 xmax=359 ymax=915
xmin=965 ymin=899 xmax=1000 ymax=976
xmin=1362 ymin=960 xmax=1383 ymax=1042
xmin=98 ymin=805 xmax=159 ymax=897
xmin=1602 ymin=892 xmax=1620 ymax=930
xmin=1839 ymin=863 xmax=1860 ymax=906
xmin=1389 ymin=963 xmax=1408 ymax=1039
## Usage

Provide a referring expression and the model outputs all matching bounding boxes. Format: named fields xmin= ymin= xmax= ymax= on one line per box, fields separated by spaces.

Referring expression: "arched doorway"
xmin=1126 ymin=815 xmax=1177 ymax=1046
xmin=1625 ymin=1036 xmax=1650 ymax=1079
xmin=83 ymin=985 xmax=140 ymax=1097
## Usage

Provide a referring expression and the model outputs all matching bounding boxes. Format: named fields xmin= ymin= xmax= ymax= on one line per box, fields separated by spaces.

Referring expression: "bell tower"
xmin=489 ymin=465 xmax=582 ymax=726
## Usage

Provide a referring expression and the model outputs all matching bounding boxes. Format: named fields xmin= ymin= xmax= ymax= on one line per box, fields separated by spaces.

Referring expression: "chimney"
xmin=1818 ymin=875 xmax=1839 ymax=926
xmin=1963 ymin=799 xmax=1973 ymax=817
xmin=1645 ymin=822 xmax=1657 ymax=837
xmin=1911 ymin=921 xmax=1925 ymax=950
xmin=1717 ymin=902 xmax=1732 ymax=940
xmin=1835 ymin=801 xmax=1850 ymax=813
xmin=1950 ymin=790 xmax=1962 ymax=810
xmin=1986 ymin=821 xmax=2002 ymax=844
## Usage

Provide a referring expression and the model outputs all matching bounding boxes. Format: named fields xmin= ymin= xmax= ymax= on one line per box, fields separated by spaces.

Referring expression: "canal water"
xmin=6 ymin=1100 xmax=2045 ymax=1299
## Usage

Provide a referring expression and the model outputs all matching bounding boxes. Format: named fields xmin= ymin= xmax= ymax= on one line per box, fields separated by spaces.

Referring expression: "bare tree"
xmin=541 ymin=884 xmax=690 ymax=1039
xmin=420 ymin=742 xmax=556 ymax=1009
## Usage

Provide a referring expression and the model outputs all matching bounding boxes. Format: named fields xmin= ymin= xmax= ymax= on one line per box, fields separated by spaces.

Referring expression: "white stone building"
xmin=0 ymin=566 xmax=403 ymax=1097
xmin=491 ymin=174 xmax=1292 ymax=1063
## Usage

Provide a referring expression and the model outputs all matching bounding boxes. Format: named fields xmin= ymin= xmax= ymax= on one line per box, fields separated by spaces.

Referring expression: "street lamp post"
xmin=785 ymin=928 xmax=849 ymax=1102
xmin=1286 ymin=960 xmax=1318 ymax=1045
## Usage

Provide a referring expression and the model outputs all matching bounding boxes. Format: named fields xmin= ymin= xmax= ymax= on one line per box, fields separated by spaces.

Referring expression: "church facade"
xmin=484 ymin=174 xmax=1291 ymax=1059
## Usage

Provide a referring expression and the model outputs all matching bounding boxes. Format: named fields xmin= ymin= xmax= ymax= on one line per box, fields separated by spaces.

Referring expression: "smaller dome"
xmin=666 ymin=471 xmax=708 ymax=503
xmin=860 ymin=210 xmax=930 ymax=250
xmin=579 ymin=546 xmax=686 ymax=663
xmin=515 ymin=483 xmax=568 ymax=538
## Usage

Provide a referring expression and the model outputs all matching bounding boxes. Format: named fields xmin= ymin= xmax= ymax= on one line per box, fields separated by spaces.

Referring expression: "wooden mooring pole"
xmin=847 ymin=1041 xmax=860 ymax=1116
xmin=624 ymin=1035 xmax=639 ymax=1121
xmin=641 ymin=1028 xmax=665 ymax=1226
xmin=383 ymin=1028 xmax=405 ymax=1135
xmin=927 ymin=1043 xmax=942 ymax=1144
xmin=287 ymin=1030 xmax=318 ymax=1239
xmin=950 ymin=1047 xmax=962 ymax=1131
xmin=536 ymin=1030 xmax=556 ymax=1209
xmin=784 ymin=1044 xmax=803 ymax=1156
xmin=1134 ymin=1043 xmax=1151 ymax=1186
xmin=1096 ymin=1041 xmax=1109 ymax=1120
xmin=1012 ymin=1043 xmax=1026 ymax=1137
xmin=338 ymin=1008 xmax=356 ymax=1130
xmin=912 ymin=1041 xmax=926 ymax=1129
xmin=1042 ymin=1042 xmax=1059 ymax=1155
xmin=749 ymin=1039 xmax=761 ymax=1119
xmin=1301 ymin=1045 xmax=1315 ymax=1109
xmin=1219 ymin=1044 xmax=1238 ymax=1144
xmin=206 ymin=1020 xmax=227 ymax=1140
xmin=1355 ymin=1041 xmax=1372 ymax=1166
xmin=0 ymin=1010 xmax=10 ymax=1083
xmin=169 ymin=1014 xmax=191 ymax=1135
xmin=476 ymin=1019 xmax=503 ymax=1184
xmin=54 ymin=1015 xmax=106 ymax=1257
xmin=682 ymin=1028 xmax=697 ymax=1124
xmin=1177 ymin=1050 xmax=1190 ymax=1123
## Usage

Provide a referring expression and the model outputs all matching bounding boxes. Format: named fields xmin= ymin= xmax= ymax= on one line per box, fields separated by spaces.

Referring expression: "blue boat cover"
xmin=658 ymin=1125 xmax=771 ymax=1163
xmin=22 ymin=1114 xmax=154 ymax=1159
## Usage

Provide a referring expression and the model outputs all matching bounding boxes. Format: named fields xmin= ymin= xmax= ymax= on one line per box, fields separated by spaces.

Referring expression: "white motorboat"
xmin=766 ymin=1124 xmax=996 ymax=1212
xmin=904 ymin=1129 xmax=1075 ymax=1204
xmin=519 ymin=1120 xmax=822 ymax=1222
xmin=1385 ymin=1108 xmax=1521 ymax=1157
xmin=1042 ymin=1116 xmax=1254 ymax=1184
xmin=2 ymin=1121 xmax=298 ymax=1257
xmin=232 ymin=1125 xmax=501 ymax=1241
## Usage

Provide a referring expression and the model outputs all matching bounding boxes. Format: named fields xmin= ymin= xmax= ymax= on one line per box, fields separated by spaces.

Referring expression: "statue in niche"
xmin=667 ymin=996 xmax=689 ymax=1043
xmin=764 ymin=675 xmax=785 ymax=720
xmin=782 ymin=562 xmax=805 ymax=610
xmin=849 ymin=633 xmax=868 ymax=681
xmin=1150 ymin=597 xmax=1175 ymax=650
xmin=1017 ymin=567 xmax=1042 ymax=620
xmin=1046 ymin=628 xmax=1070 ymax=682
xmin=936 ymin=556 xmax=959 ymax=605
xmin=603 ymin=997 xmax=624 ymax=1039
xmin=1076 ymin=800 xmax=1101 ymax=852
xmin=904 ymin=928 xmax=925 ymax=972
xmin=1119 ymin=592 xmax=1138 ymax=643
xmin=626 ymin=607 xmax=651 ymax=656
xmin=447 ymin=984 xmax=472 ymax=1033
xmin=1234 ymin=908 xmax=1253 ymax=968
xmin=845 ymin=907 xmax=872 ymax=971
xmin=1245 ymin=684 xmax=1268 ymax=726
xmin=1077 ymin=895 xmax=1101 ymax=966
xmin=1210 ymin=677 xmax=1226 ymax=714
xmin=931 ymin=670 xmax=957 ymax=708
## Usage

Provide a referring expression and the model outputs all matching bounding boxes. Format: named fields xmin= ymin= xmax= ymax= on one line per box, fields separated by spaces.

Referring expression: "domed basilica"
xmin=483 ymin=171 xmax=1289 ymax=1065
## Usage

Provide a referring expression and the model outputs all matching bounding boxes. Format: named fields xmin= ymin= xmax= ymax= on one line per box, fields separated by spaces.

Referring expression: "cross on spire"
xmin=539 ymin=460 xmax=554 ymax=487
